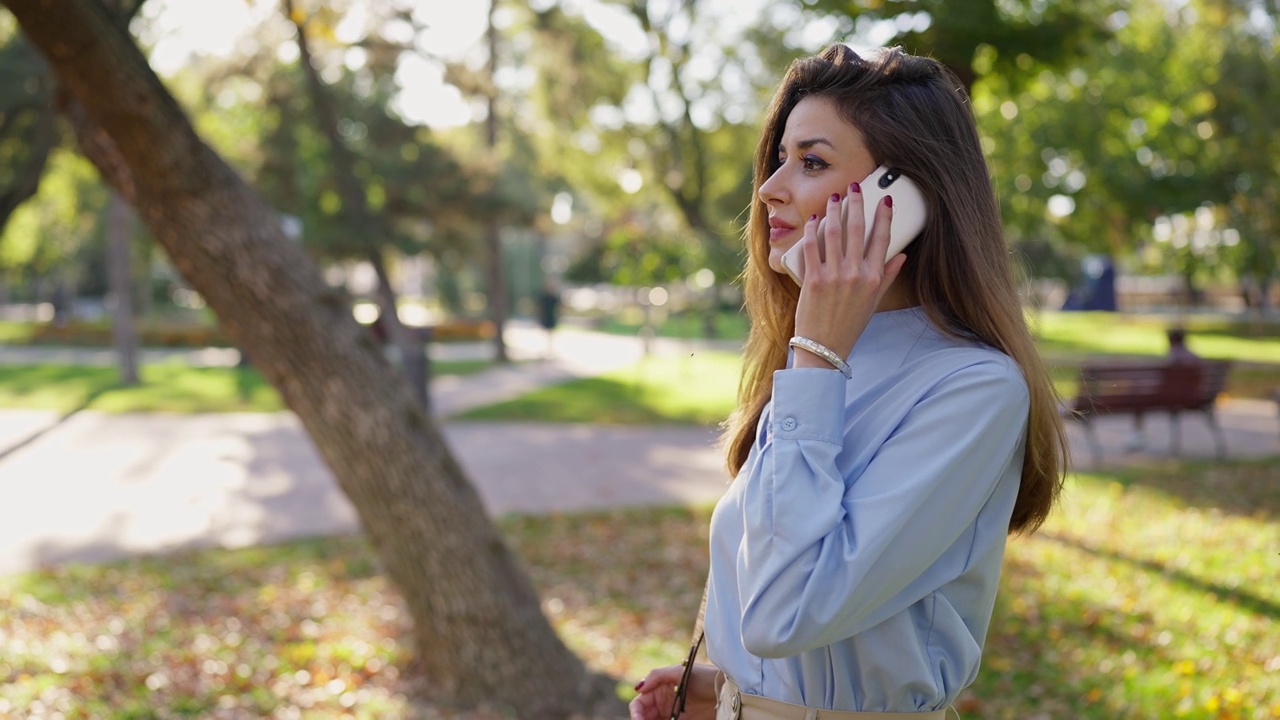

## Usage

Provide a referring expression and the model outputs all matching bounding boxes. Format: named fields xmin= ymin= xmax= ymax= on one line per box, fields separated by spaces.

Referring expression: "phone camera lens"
xmin=880 ymin=169 xmax=898 ymax=189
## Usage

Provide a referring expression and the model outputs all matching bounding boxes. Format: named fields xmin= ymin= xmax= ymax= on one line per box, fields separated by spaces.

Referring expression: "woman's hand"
xmin=793 ymin=183 xmax=908 ymax=367
xmin=628 ymin=663 xmax=719 ymax=720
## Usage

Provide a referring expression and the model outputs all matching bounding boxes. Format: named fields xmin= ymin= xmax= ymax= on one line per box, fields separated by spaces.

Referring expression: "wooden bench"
xmin=1063 ymin=359 xmax=1231 ymax=465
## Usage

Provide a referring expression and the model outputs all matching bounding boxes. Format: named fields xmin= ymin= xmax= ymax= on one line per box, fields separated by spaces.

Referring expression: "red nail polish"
xmin=884 ymin=195 xmax=893 ymax=208
xmin=635 ymin=681 xmax=645 ymax=691
xmin=850 ymin=182 xmax=861 ymax=193
xmin=809 ymin=214 xmax=818 ymax=221
xmin=830 ymin=193 xmax=840 ymax=203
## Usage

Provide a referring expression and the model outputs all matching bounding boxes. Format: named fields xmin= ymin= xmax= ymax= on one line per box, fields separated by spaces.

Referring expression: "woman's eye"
xmin=801 ymin=155 xmax=829 ymax=172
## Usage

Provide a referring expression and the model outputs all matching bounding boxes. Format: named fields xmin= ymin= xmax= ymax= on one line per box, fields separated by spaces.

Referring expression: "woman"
xmin=629 ymin=44 xmax=1068 ymax=719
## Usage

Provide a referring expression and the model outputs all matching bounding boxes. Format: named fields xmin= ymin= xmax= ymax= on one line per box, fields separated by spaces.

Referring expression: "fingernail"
xmin=809 ymin=214 xmax=818 ymax=222
xmin=850 ymin=181 xmax=861 ymax=194
xmin=634 ymin=681 xmax=645 ymax=691
xmin=830 ymin=193 xmax=840 ymax=203
xmin=884 ymin=195 xmax=893 ymax=208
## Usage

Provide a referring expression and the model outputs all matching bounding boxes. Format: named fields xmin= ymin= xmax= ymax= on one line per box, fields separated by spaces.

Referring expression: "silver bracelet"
xmin=788 ymin=336 xmax=852 ymax=379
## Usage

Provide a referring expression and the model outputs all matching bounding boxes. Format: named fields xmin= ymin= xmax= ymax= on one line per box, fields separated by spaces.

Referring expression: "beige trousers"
xmin=715 ymin=678 xmax=952 ymax=720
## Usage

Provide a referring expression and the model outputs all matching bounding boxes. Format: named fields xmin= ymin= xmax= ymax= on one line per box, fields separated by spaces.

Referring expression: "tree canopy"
xmin=3 ymin=0 xmax=1277 ymax=304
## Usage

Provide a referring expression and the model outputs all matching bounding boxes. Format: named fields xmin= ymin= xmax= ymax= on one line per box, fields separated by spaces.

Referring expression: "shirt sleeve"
xmin=735 ymin=358 xmax=1029 ymax=658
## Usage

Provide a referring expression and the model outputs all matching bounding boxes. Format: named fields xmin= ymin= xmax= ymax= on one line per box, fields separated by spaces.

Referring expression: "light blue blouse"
xmin=706 ymin=306 xmax=1029 ymax=713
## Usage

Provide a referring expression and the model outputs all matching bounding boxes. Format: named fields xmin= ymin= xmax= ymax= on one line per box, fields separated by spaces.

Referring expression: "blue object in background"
xmin=1061 ymin=255 xmax=1117 ymax=311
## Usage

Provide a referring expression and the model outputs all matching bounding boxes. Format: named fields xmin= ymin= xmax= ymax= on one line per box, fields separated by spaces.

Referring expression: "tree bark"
xmin=107 ymin=191 xmax=139 ymax=385
xmin=2 ymin=2 xmax=620 ymax=716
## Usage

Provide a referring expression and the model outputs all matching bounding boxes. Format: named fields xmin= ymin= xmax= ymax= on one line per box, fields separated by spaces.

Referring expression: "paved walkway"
xmin=0 ymin=323 xmax=1276 ymax=575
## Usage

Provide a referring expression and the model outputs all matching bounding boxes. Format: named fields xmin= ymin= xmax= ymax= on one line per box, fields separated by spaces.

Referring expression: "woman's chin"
xmin=767 ymin=250 xmax=787 ymax=274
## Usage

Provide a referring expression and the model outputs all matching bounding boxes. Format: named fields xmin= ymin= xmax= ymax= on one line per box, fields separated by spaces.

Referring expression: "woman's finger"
xmin=842 ymin=182 xmax=867 ymax=264
xmin=799 ymin=213 xmax=822 ymax=278
xmin=640 ymin=664 xmax=686 ymax=687
xmin=628 ymin=672 xmax=680 ymax=720
xmin=823 ymin=192 xmax=844 ymax=266
xmin=865 ymin=193 xmax=894 ymax=265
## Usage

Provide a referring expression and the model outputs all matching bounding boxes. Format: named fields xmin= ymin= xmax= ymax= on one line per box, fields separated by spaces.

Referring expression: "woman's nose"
xmin=758 ymin=168 xmax=786 ymax=206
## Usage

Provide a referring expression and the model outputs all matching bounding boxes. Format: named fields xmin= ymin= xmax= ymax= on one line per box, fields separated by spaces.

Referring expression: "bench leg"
xmin=1204 ymin=410 xmax=1228 ymax=459
xmin=1083 ymin=419 xmax=1103 ymax=467
xmin=1169 ymin=411 xmax=1181 ymax=457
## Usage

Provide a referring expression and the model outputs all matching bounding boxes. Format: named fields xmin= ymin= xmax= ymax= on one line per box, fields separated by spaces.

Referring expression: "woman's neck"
xmin=876 ymin=282 xmax=918 ymax=312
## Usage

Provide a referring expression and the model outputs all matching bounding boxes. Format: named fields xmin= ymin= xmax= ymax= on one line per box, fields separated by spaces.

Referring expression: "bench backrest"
xmin=1072 ymin=359 xmax=1230 ymax=414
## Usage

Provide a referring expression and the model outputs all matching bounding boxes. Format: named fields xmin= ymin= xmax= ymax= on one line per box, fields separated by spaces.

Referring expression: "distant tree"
xmin=285 ymin=0 xmax=428 ymax=407
xmin=791 ymin=0 xmax=1112 ymax=90
xmin=1209 ymin=1 xmax=1279 ymax=308
xmin=176 ymin=0 xmax=545 ymax=358
xmin=106 ymin=191 xmax=139 ymax=383
xmin=510 ymin=1 xmax=767 ymax=296
xmin=973 ymin=0 xmax=1277 ymax=301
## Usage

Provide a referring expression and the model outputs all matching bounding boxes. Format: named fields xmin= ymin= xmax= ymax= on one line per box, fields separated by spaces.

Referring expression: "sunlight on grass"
xmin=968 ymin=460 xmax=1278 ymax=718
xmin=597 ymin=309 xmax=750 ymax=341
xmin=0 ymin=321 xmax=36 ymax=343
xmin=457 ymin=351 xmax=742 ymax=425
xmin=1029 ymin=311 xmax=1280 ymax=363
xmin=0 ymin=536 xmax=409 ymax=718
xmin=1 ymin=459 xmax=1274 ymax=717
xmin=0 ymin=360 xmax=493 ymax=414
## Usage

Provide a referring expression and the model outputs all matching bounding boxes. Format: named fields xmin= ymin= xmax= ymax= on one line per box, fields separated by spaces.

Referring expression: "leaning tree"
xmin=1 ymin=1 xmax=621 ymax=717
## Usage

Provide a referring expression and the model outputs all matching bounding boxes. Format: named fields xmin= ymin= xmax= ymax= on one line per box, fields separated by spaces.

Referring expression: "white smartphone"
xmin=780 ymin=166 xmax=928 ymax=286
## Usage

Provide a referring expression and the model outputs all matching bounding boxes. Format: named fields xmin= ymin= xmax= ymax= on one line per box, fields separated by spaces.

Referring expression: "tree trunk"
xmin=485 ymin=0 xmax=510 ymax=363
xmin=366 ymin=247 xmax=429 ymax=411
xmin=107 ymin=191 xmax=139 ymax=384
xmin=3 ymin=2 xmax=620 ymax=716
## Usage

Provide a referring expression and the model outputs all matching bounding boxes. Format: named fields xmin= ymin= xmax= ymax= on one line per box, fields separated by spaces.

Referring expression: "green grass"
xmin=4 ymin=310 xmax=1280 ymax=419
xmin=594 ymin=308 xmax=750 ymax=341
xmin=0 ymin=320 xmax=36 ymax=343
xmin=0 ymin=360 xmax=493 ymax=414
xmin=1030 ymin=311 xmax=1280 ymax=363
xmin=1 ymin=458 xmax=1275 ymax=718
xmin=591 ymin=307 xmax=1280 ymax=361
xmin=456 ymin=351 xmax=742 ymax=425
xmin=969 ymin=459 xmax=1279 ymax=718
xmin=457 ymin=316 xmax=1280 ymax=426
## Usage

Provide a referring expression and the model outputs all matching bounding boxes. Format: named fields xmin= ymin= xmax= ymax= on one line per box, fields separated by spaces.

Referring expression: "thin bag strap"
xmin=668 ymin=630 xmax=704 ymax=720
xmin=669 ymin=576 xmax=710 ymax=720
xmin=692 ymin=573 xmax=709 ymax=643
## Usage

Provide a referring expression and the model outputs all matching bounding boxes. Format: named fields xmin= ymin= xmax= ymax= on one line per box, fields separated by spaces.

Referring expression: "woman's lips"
xmin=768 ymin=222 xmax=796 ymax=242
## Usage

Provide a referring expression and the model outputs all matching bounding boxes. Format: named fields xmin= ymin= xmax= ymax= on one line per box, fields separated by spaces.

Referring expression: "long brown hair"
xmin=723 ymin=45 xmax=1068 ymax=534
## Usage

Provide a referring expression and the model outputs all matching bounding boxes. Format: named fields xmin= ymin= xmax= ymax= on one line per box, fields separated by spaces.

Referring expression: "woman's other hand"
xmin=628 ymin=663 xmax=719 ymax=720
xmin=793 ymin=185 xmax=907 ymax=365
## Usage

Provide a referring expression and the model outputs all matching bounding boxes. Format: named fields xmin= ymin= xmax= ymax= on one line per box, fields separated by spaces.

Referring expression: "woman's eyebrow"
xmin=778 ymin=137 xmax=836 ymax=153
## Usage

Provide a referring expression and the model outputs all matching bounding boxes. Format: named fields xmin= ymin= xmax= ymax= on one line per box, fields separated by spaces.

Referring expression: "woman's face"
xmin=758 ymin=96 xmax=877 ymax=274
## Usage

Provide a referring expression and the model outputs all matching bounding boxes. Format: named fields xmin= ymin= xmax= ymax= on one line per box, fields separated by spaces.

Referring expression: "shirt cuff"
xmin=770 ymin=368 xmax=846 ymax=445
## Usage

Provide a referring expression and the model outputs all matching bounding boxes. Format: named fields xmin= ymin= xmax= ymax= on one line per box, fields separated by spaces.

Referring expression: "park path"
xmin=0 ymin=323 xmax=741 ymax=574
xmin=0 ymin=321 xmax=1277 ymax=575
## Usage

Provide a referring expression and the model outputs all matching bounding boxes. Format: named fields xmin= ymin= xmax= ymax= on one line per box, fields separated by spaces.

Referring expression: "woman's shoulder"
xmin=858 ymin=307 xmax=1026 ymax=395
xmin=898 ymin=317 xmax=1026 ymax=390
xmin=899 ymin=311 xmax=1012 ymax=363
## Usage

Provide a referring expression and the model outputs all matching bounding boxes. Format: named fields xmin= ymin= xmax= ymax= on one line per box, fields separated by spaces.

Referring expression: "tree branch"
xmin=0 ymin=103 xmax=57 ymax=233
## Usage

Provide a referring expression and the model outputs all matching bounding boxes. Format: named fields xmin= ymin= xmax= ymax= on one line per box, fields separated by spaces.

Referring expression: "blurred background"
xmin=2 ymin=0 xmax=1276 ymax=339
xmin=0 ymin=1 xmax=1277 ymax=719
